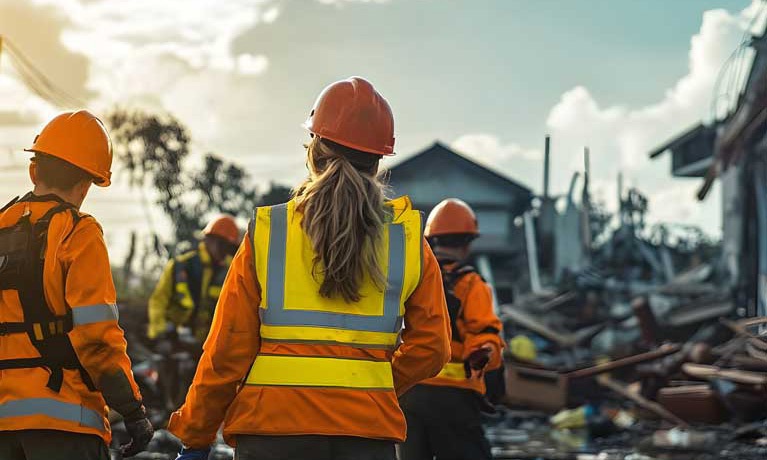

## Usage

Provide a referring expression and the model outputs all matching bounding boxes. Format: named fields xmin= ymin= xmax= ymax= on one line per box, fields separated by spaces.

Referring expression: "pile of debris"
xmin=492 ymin=280 xmax=767 ymax=459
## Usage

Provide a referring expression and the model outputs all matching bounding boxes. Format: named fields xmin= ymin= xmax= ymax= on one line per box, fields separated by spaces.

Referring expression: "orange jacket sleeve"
xmin=392 ymin=239 xmax=451 ymax=395
xmin=167 ymin=234 xmax=261 ymax=448
xmin=459 ymin=273 xmax=504 ymax=370
xmin=63 ymin=219 xmax=142 ymax=411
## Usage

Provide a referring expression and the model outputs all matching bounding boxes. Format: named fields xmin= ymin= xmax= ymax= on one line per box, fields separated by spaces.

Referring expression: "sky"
xmin=1 ymin=0 xmax=766 ymax=256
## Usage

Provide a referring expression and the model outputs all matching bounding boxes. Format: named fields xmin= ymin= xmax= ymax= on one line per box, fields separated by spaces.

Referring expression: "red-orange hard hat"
xmin=25 ymin=110 xmax=113 ymax=187
xmin=425 ymin=198 xmax=479 ymax=237
xmin=303 ymin=77 xmax=395 ymax=156
xmin=203 ymin=215 xmax=240 ymax=245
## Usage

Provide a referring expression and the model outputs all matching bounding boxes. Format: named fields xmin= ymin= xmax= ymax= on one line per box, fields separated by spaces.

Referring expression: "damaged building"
xmin=651 ymin=30 xmax=767 ymax=318
xmin=387 ymin=141 xmax=533 ymax=304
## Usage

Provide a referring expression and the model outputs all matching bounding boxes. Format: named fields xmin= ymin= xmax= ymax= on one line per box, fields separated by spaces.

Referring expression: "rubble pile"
xmin=489 ymin=272 xmax=767 ymax=459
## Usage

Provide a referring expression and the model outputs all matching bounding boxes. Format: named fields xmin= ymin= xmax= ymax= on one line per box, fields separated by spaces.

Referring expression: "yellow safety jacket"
xmin=245 ymin=196 xmax=423 ymax=391
xmin=148 ymin=242 xmax=229 ymax=342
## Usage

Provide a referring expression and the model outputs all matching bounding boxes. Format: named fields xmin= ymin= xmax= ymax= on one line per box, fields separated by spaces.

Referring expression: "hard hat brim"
xmin=25 ymin=148 xmax=111 ymax=187
xmin=302 ymin=123 xmax=395 ymax=157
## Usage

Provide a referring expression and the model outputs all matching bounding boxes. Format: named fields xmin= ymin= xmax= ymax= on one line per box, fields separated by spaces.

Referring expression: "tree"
xmin=106 ymin=108 xmax=261 ymax=245
xmin=259 ymin=182 xmax=293 ymax=206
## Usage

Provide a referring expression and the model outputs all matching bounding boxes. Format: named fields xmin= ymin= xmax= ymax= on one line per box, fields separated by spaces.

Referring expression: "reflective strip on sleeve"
xmin=0 ymin=398 xmax=105 ymax=431
xmin=436 ymin=362 xmax=467 ymax=380
xmin=208 ymin=286 xmax=222 ymax=298
xmin=246 ymin=354 xmax=394 ymax=390
xmin=71 ymin=303 xmax=119 ymax=326
xmin=248 ymin=217 xmax=257 ymax=272
xmin=261 ymin=203 xmax=405 ymax=334
xmin=175 ymin=282 xmax=195 ymax=309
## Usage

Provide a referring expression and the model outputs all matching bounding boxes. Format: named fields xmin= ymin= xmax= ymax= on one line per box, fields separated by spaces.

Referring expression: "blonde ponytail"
xmin=294 ymin=137 xmax=388 ymax=303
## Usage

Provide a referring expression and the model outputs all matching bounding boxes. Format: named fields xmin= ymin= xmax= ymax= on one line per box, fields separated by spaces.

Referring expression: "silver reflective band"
xmin=0 ymin=398 xmax=105 ymax=431
xmin=265 ymin=204 xmax=287 ymax=311
xmin=248 ymin=217 xmax=257 ymax=265
xmin=262 ymin=204 xmax=405 ymax=333
xmin=72 ymin=303 xmax=119 ymax=326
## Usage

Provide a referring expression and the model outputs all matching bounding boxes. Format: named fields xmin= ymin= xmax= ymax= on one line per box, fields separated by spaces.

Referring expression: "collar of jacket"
xmin=20 ymin=191 xmax=69 ymax=204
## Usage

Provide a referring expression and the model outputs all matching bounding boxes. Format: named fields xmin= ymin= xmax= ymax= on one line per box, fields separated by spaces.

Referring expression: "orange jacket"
xmin=168 ymin=231 xmax=451 ymax=448
xmin=0 ymin=194 xmax=142 ymax=443
xmin=421 ymin=267 xmax=504 ymax=394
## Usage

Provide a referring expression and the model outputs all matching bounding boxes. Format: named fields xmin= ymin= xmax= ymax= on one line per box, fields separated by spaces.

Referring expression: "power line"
xmin=0 ymin=35 xmax=86 ymax=109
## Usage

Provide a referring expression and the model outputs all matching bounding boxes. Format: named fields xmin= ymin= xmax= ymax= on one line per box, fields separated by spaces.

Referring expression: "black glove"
xmin=464 ymin=348 xmax=491 ymax=378
xmin=120 ymin=410 xmax=154 ymax=458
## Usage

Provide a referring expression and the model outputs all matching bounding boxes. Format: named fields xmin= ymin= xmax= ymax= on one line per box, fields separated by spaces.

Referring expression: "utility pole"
xmin=618 ymin=171 xmax=625 ymax=226
xmin=543 ymin=135 xmax=551 ymax=199
xmin=582 ymin=147 xmax=593 ymax=254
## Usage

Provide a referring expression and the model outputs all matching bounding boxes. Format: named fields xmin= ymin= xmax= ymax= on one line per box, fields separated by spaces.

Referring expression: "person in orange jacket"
xmin=168 ymin=77 xmax=452 ymax=460
xmin=0 ymin=111 xmax=153 ymax=459
xmin=399 ymin=198 xmax=505 ymax=460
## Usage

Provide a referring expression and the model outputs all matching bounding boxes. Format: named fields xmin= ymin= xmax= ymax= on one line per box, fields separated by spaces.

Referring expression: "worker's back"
xmin=228 ymin=195 xmax=422 ymax=440
xmin=0 ymin=110 xmax=153 ymax=460
xmin=168 ymin=77 xmax=451 ymax=460
xmin=0 ymin=196 xmax=112 ymax=440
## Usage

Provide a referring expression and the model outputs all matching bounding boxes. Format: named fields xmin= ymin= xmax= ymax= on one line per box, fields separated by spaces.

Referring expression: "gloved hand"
xmin=176 ymin=447 xmax=212 ymax=460
xmin=464 ymin=346 xmax=492 ymax=379
xmin=120 ymin=415 xmax=154 ymax=457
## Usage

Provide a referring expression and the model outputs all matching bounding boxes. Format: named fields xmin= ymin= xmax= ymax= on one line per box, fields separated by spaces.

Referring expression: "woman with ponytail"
xmin=169 ymin=77 xmax=451 ymax=460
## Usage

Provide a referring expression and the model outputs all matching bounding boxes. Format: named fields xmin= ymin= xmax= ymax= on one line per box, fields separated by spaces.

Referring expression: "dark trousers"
xmin=0 ymin=429 xmax=109 ymax=460
xmin=399 ymin=384 xmax=491 ymax=460
xmin=235 ymin=434 xmax=396 ymax=460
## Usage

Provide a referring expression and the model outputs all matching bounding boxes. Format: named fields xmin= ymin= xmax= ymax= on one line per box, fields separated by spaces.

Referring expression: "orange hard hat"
xmin=303 ymin=77 xmax=395 ymax=156
xmin=203 ymin=215 xmax=240 ymax=245
xmin=425 ymin=198 xmax=479 ymax=237
xmin=25 ymin=110 xmax=113 ymax=187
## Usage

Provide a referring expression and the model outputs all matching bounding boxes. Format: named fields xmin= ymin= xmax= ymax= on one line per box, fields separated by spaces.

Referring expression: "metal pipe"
xmin=523 ymin=211 xmax=542 ymax=293
xmin=753 ymin=164 xmax=767 ymax=317
xmin=543 ymin=135 xmax=551 ymax=198
xmin=476 ymin=254 xmax=499 ymax=314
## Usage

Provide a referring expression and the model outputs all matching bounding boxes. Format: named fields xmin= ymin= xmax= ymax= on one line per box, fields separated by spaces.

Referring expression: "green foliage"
xmin=106 ymin=108 xmax=291 ymax=246
xmin=107 ymin=109 xmax=200 ymax=242
xmin=259 ymin=182 xmax=293 ymax=206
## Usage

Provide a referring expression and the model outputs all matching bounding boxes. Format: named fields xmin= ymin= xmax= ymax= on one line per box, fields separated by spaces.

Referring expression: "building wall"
xmin=388 ymin=158 xmax=525 ymax=249
xmin=388 ymin=159 xmax=526 ymax=208
xmin=475 ymin=209 xmax=510 ymax=238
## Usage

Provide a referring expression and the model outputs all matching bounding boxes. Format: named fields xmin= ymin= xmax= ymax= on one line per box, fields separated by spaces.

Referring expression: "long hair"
xmin=293 ymin=137 xmax=389 ymax=303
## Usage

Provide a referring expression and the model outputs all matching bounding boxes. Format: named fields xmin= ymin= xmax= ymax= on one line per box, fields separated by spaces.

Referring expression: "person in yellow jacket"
xmin=399 ymin=198 xmax=505 ymax=460
xmin=0 ymin=111 xmax=153 ymax=459
xmin=147 ymin=215 xmax=239 ymax=345
xmin=167 ymin=77 xmax=452 ymax=460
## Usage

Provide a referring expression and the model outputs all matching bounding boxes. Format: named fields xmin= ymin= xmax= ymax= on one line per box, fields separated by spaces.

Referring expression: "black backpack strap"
xmin=185 ymin=253 xmax=205 ymax=334
xmin=4 ymin=202 xmax=96 ymax=392
xmin=0 ymin=196 xmax=20 ymax=214
xmin=438 ymin=260 xmax=478 ymax=343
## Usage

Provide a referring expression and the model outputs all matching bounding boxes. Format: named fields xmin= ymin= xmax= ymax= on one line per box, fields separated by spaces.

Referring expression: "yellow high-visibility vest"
xmin=245 ymin=196 xmax=423 ymax=390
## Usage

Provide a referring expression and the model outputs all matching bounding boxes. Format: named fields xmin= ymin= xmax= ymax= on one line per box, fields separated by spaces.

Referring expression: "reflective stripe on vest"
xmin=246 ymin=197 xmax=422 ymax=390
xmin=255 ymin=200 xmax=421 ymax=347
xmin=245 ymin=354 xmax=394 ymax=390
xmin=436 ymin=361 xmax=467 ymax=380
xmin=0 ymin=398 xmax=105 ymax=431
xmin=263 ymin=202 xmax=404 ymax=331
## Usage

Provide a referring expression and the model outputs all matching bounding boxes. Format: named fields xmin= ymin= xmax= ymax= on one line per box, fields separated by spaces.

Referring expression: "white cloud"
xmin=237 ymin=53 xmax=270 ymax=75
xmin=453 ymin=133 xmax=541 ymax=162
xmin=451 ymin=1 xmax=765 ymax=236
xmin=542 ymin=2 xmax=762 ymax=235
xmin=262 ymin=6 xmax=281 ymax=23
xmin=451 ymin=134 xmax=543 ymax=189
xmin=317 ymin=0 xmax=391 ymax=4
